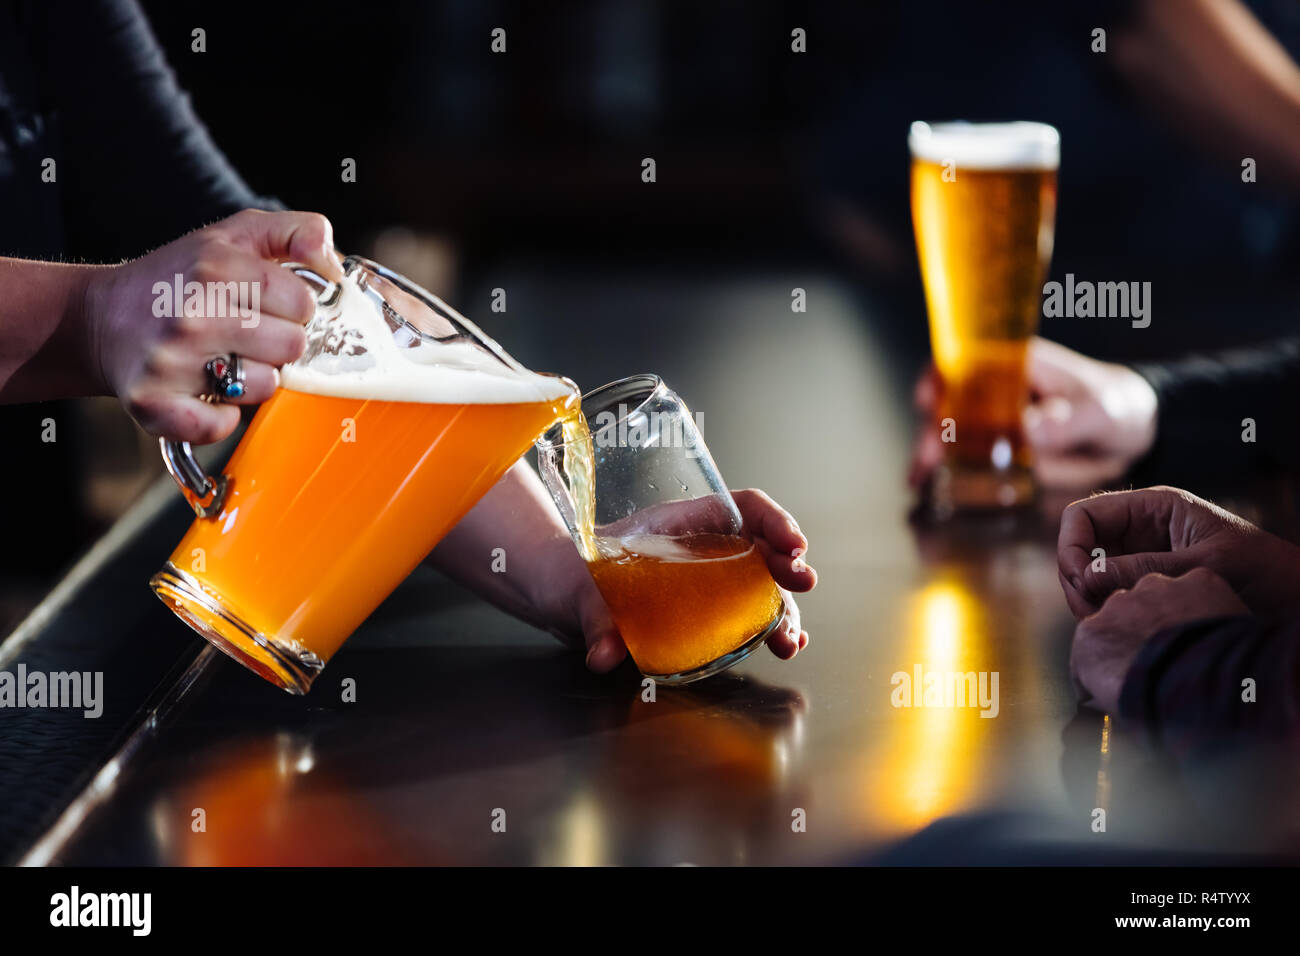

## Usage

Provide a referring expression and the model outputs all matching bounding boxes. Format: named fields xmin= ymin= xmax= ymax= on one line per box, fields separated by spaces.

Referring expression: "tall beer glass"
xmin=151 ymin=257 xmax=577 ymax=694
xmin=536 ymin=375 xmax=784 ymax=685
xmin=909 ymin=121 xmax=1059 ymax=511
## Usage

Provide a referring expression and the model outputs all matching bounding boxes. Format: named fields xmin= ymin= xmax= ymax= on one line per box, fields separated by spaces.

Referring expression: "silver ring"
xmin=205 ymin=354 xmax=245 ymax=401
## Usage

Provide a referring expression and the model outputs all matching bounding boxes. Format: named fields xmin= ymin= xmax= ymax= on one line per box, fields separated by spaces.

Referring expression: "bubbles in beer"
xmin=596 ymin=533 xmax=759 ymax=563
xmin=587 ymin=532 xmax=782 ymax=677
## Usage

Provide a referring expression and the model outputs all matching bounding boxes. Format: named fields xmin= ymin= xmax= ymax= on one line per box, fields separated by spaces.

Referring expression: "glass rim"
xmin=536 ymin=373 xmax=666 ymax=448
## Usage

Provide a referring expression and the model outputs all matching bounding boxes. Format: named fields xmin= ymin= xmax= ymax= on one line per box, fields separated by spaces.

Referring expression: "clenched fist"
xmin=1057 ymin=486 xmax=1300 ymax=620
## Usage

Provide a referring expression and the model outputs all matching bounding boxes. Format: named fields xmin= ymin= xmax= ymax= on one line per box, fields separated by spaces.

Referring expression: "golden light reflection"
xmin=918 ymin=583 xmax=964 ymax=668
xmin=1095 ymin=713 xmax=1112 ymax=812
xmin=543 ymin=789 xmax=608 ymax=867
xmin=867 ymin=579 xmax=996 ymax=833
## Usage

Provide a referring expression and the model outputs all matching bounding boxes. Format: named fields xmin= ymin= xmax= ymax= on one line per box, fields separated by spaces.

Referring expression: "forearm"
xmin=426 ymin=460 xmax=582 ymax=632
xmin=1129 ymin=337 xmax=1300 ymax=480
xmin=35 ymin=0 xmax=280 ymax=261
xmin=1116 ymin=0 xmax=1300 ymax=191
xmin=0 ymin=258 xmax=112 ymax=403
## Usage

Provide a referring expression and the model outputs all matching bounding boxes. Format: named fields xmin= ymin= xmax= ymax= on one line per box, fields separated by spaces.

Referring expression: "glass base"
xmin=642 ymin=612 xmax=783 ymax=686
xmin=149 ymin=563 xmax=323 ymax=695
xmin=927 ymin=462 xmax=1035 ymax=519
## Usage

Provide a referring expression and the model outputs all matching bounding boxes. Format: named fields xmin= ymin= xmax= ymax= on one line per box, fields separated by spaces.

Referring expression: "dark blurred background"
xmin=4 ymin=0 xmax=1299 ymax=633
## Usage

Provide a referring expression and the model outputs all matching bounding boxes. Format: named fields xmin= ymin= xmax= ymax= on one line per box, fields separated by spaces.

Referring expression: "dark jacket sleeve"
xmin=1119 ymin=614 xmax=1300 ymax=754
xmin=1128 ymin=338 xmax=1300 ymax=482
xmin=26 ymin=0 xmax=281 ymax=261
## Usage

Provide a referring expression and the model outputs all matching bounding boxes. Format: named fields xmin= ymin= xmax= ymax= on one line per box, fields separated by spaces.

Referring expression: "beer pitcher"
xmin=151 ymin=256 xmax=577 ymax=693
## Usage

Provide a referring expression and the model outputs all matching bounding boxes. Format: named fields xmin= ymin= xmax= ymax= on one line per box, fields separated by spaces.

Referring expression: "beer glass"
xmin=536 ymin=375 xmax=784 ymax=685
xmin=909 ymin=121 xmax=1059 ymax=511
xmin=151 ymin=256 xmax=578 ymax=694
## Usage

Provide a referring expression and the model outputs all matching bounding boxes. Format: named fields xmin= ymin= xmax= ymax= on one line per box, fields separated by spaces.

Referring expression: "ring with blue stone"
xmin=205 ymin=354 xmax=245 ymax=401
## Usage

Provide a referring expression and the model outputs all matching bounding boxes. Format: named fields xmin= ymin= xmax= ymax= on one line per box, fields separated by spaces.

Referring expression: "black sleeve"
xmin=1119 ymin=614 xmax=1300 ymax=755
xmin=1128 ymin=338 xmax=1300 ymax=482
xmin=27 ymin=0 xmax=282 ymax=261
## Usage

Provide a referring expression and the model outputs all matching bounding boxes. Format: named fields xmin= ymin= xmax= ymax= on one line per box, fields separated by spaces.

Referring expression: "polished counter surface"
xmin=6 ymin=270 xmax=1297 ymax=865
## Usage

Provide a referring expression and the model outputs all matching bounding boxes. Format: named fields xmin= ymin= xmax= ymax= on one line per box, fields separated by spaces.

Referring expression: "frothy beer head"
xmin=595 ymin=532 xmax=755 ymax=562
xmin=908 ymin=121 xmax=1059 ymax=171
xmin=280 ymin=272 xmax=572 ymax=405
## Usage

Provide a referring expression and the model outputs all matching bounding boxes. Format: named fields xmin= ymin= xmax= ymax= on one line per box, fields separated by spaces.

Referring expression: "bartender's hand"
xmin=86 ymin=209 xmax=345 ymax=443
xmin=908 ymin=337 xmax=1159 ymax=491
xmin=1057 ymin=486 xmax=1300 ymax=620
xmin=1070 ymin=567 xmax=1249 ymax=713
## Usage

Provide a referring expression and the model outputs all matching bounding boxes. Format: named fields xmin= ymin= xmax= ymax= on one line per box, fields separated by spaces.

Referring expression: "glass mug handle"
xmin=158 ymin=262 xmax=344 ymax=518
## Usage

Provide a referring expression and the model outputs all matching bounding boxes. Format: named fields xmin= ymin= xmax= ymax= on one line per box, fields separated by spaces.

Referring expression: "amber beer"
xmin=160 ymin=389 xmax=569 ymax=683
xmin=152 ymin=267 xmax=576 ymax=693
xmin=587 ymin=532 xmax=783 ymax=679
xmin=909 ymin=121 xmax=1058 ymax=509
